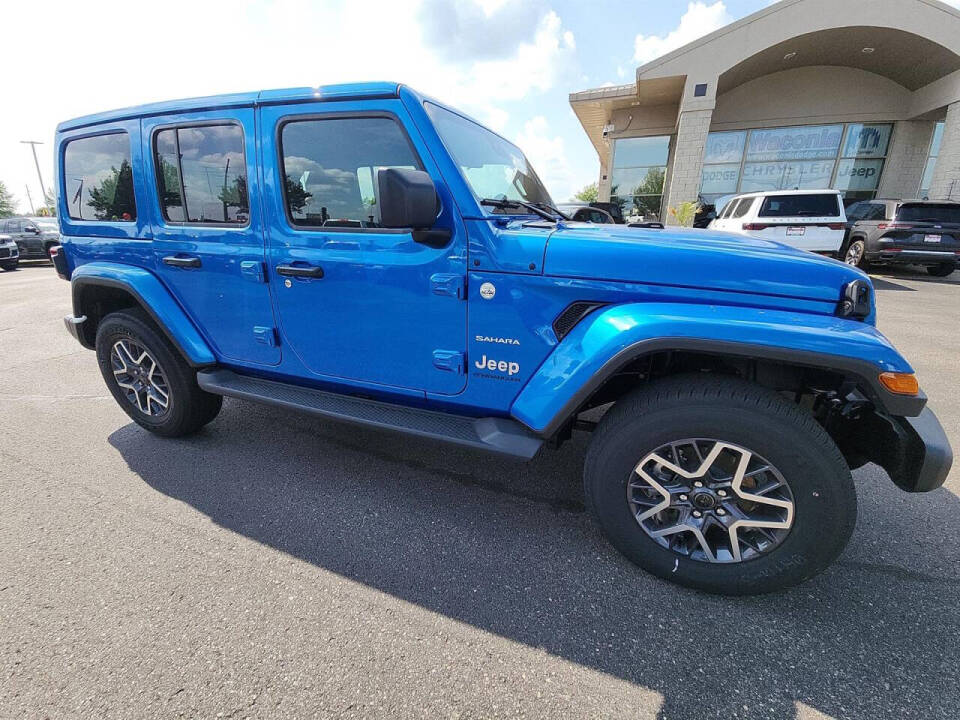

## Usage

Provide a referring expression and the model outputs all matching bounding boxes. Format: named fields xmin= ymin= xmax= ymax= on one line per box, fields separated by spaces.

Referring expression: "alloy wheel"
xmin=844 ymin=241 xmax=865 ymax=266
xmin=110 ymin=339 xmax=170 ymax=417
xmin=627 ymin=439 xmax=795 ymax=563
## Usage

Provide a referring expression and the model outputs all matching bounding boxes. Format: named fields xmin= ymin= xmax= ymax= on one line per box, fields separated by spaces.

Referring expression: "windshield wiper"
xmin=480 ymin=198 xmax=559 ymax=222
xmin=530 ymin=201 xmax=570 ymax=221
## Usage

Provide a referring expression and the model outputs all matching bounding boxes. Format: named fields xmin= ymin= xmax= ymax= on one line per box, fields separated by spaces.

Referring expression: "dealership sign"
xmin=747 ymin=125 xmax=843 ymax=162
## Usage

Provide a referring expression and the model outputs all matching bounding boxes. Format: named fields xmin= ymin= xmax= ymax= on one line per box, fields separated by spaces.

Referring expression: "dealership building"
xmin=570 ymin=0 xmax=960 ymax=222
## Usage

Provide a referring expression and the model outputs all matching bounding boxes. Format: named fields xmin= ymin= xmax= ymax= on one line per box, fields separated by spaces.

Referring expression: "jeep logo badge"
xmin=479 ymin=282 xmax=496 ymax=300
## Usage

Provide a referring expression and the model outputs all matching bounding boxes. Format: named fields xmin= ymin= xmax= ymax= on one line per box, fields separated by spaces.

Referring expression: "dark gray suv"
xmin=0 ymin=216 xmax=61 ymax=261
xmin=840 ymin=200 xmax=960 ymax=277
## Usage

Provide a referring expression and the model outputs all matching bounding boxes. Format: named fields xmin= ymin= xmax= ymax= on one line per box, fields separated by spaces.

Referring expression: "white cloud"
xmin=0 ymin=0 xmax=575 ymax=214
xmin=633 ymin=1 xmax=731 ymax=64
xmin=514 ymin=116 xmax=578 ymax=202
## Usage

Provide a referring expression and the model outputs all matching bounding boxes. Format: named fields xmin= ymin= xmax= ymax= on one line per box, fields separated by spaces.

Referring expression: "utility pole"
xmin=20 ymin=140 xmax=48 ymax=206
xmin=25 ymin=185 xmax=35 ymax=215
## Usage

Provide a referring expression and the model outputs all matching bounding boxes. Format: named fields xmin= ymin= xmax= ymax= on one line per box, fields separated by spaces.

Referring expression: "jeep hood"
xmin=543 ymin=224 xmax=863 ymax=304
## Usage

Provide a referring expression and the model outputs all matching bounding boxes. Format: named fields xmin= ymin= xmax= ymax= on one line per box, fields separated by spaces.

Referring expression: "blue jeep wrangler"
xmin=53 ymin=83 xmax=952 ymax=595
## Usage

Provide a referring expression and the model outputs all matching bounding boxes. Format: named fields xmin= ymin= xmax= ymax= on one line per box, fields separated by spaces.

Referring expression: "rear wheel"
xmin=842 ymin=238 xmax=868 ymax=269
xmin=95 ymin=308 xmax=222 ymax=437
xmin=584 ymin=375 xmax=857 ymax=595
xmin=926 ymin=263 xmax=955 ymax=277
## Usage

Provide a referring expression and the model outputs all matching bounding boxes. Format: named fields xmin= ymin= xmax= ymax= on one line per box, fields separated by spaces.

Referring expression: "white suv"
xmin=709 ymin=190 xmax=847 ymax=254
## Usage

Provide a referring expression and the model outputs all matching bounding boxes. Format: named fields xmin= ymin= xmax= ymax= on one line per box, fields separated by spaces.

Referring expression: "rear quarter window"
xmin=63 ymin=133 xmax=137 ymax=222
xmin=758 ymin=194 xmax=840 ymax=218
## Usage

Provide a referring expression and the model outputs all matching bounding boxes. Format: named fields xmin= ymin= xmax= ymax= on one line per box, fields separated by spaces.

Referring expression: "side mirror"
xmin=26 ymin=226 xmax=39 ymax=234
xmin=376 ymin=168 xmax=439 ymax=230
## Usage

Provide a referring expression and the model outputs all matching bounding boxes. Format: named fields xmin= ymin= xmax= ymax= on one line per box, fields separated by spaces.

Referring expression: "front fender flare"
xmin=70 ymin=262 xmax=215 ymax=367
xmin=510 ymin=302 xmax=922 ymax=436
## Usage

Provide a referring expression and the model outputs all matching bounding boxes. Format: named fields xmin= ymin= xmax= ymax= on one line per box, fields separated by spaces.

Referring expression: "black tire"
xmin=584 ymin=374 xmax=857 ymax=595
xmin=926 ymin=263 xmax=955 ymax=277
xmin=0 ymin=261 xmax=17 ymax=272
xmin=95 ymin=308 xmax=222 ymax=437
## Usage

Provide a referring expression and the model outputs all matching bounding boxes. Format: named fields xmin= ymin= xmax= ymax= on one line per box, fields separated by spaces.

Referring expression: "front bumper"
xmin=858 ymin=407 xmax=954 ymax=493
xmin=64 ymin=314 xmax=87 ymax=345
xmin=0 ymin=244 xmax=18 ymax=260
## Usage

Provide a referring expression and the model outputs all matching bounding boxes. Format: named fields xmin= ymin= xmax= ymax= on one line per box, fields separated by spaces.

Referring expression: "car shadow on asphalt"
xmin=108 ymin=399 xmax=960 ymax=720
xmin=868 ymin=277 xmax=916 ymax=292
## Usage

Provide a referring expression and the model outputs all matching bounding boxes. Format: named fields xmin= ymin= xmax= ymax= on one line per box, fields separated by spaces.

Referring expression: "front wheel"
xmin=95 ymin=308 xmax=222 ymax=437
xmin=0 ymin=260 xmax=17 ymax=272
xmin=584 ymin=375 xmax=857 ymax=595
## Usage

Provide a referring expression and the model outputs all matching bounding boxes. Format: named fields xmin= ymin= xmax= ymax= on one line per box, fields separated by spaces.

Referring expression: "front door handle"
xmin=162 ymin=255 xmax=202 ymax=269
xmin=276 ymin=264 xmax=324 ymax=279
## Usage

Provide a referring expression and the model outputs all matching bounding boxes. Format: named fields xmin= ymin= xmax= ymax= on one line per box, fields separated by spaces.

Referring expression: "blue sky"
xmin=1 ymin=1 xmax=786 ymax=212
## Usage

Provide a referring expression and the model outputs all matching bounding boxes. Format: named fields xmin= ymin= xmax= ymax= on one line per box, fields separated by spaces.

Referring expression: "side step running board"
xmin=197 ymin=369 xmax=543 ymax=459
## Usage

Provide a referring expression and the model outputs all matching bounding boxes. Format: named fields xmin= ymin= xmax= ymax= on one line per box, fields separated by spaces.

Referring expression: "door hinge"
xmin=432 ymin=349 xmax=465 ymax=375
xmin=430 ymin=273 xmax=465 ymax=299
xmin=241 ymin=260 xmax=266 ymax=283
xmin=253 ymin=326 xmax=278 ymax=347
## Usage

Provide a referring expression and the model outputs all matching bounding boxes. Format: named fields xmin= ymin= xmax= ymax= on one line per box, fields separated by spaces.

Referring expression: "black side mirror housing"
xmin=376 ymin=168 xmax=439 ymax=230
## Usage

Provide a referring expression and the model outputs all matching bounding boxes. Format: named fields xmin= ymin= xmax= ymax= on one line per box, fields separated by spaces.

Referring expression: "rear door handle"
xmin=162 ymin=255 xmax=202 ymax=269
xmin=276 ymin=264 xmax=324 ymax=279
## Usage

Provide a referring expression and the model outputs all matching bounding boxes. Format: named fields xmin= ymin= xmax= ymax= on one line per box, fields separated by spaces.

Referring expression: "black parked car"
xmin=840 ymin=200 xmax=960 ymax=277
xmin=556 ymin=203 xmax=615 ymax=224
xmin=0 ymin=216 xmax=61 ymax=261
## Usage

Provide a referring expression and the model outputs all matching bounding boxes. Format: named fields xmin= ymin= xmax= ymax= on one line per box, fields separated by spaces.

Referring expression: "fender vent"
xmin=553 ymin=302 xmax=607 ymax=341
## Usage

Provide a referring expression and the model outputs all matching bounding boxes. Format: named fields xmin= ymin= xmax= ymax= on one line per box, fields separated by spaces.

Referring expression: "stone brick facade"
xmin=878 ymin=121 xmax=936 ymax=200
xmin=663 ymin=109 xmax=713 ymax=224
xmin=930 ymin=102 xmax=960 ymax=201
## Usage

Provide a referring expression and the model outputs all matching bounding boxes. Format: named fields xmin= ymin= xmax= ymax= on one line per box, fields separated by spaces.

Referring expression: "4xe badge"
xmin=479 ymin=282 xmax=496 ymax=300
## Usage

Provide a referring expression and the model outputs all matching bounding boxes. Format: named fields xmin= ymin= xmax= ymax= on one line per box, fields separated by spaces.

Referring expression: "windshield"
xmin=32 ymin=218 xmax=59 ymax=229
xmin=896 ymin=203 xmax=960 ymax=224
xmin=425 ymin=102 xmax=554 ymax=213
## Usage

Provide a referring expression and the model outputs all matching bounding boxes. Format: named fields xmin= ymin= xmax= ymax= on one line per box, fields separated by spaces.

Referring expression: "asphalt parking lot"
xmin=1 ymin=262 xmax=958 ymax=719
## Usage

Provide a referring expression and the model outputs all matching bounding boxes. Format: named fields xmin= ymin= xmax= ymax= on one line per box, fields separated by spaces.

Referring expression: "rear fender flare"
xmin=70 ymin=262 xmax=215 ymax=367
xmin=510 ymin=302 xmax=923 ymax=436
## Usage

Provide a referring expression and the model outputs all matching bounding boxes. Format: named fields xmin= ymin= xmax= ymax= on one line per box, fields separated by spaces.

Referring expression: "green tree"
xmin=87 ymin=160 xmax=137 ymax=220
xmin=157 ymin=157 xmax=183 ymax=213
xmin=669 ymin=201 xmax=701 ymax=227
xmin=0 ymin=181 xmax=16 ymax=218
xmin=573 ymin=182 xmax=598 ymax=203
xmin=284 ymin=176 xmax=312 ymax=214
xmin=627 ymin=168 xmax=666 ymax=217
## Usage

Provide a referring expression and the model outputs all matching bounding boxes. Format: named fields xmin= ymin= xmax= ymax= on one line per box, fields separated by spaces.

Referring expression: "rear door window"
xmin=731 ymin=198 xmax=753 ymax=218
xmin=63 ymin=132 xmax=137 ymax=222
xmin=758 ymin=194 xmax=840 ymax=218
xmin=896 ymin=204 xmax=960 ymax=224
xmin=154 ymin=124 xmax=248 ymax=224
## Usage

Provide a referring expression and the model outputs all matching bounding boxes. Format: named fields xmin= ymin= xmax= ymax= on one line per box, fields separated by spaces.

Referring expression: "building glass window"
xmin=610 ymin=136 xmax=669 ymax=220
xmin=919 ymin=121 xmax=945 ymax=199
xmin=700 ymin=122 xmax=893 ymax=207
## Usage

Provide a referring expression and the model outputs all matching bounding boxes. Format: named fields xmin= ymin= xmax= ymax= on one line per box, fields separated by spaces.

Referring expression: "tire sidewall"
xmin=96 ymin=313 xmax=193 ymax=434
xmin=587 ymin=399 xmax=855 ymax=595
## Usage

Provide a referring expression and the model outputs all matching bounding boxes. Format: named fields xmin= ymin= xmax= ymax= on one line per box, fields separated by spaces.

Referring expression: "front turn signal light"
xmin=879 ymin=372 xmax=920 ymax=395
